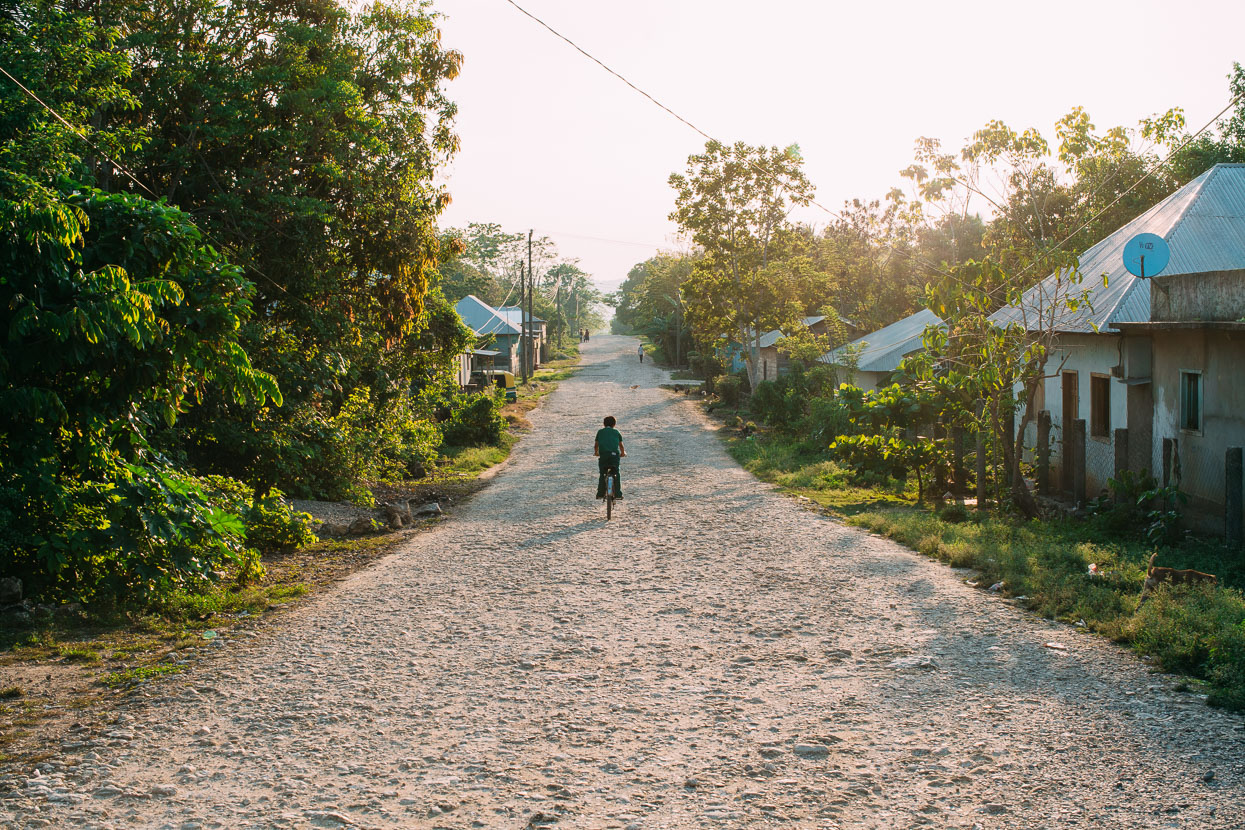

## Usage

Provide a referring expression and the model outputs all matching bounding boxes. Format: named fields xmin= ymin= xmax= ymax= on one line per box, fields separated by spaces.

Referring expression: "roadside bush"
xmin=1128 ymin=584 xmax=1245 ymax=674
xmin=200 ymin=476 xmax=317 ymax=554
xmin=441 ymin=389 xmax=506 ymax=447
xmin=803 ymin=394 xmax=852 ymax=443
xmin=751 ymin=379 xmax=804 ymax=428
xmin=246 ymin=492 xmax=317 ymax=552
xmin=716 ymin=374 xmax=745 ymax=407
xmin=688 ymin=351 xmax=725 ymax=380
xmin=803 ymin=364 xmax=840 ymax=398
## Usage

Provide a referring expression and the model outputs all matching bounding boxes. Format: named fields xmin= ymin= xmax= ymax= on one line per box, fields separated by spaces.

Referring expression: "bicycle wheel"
xmin=605 ymin=471 xmax=615 ymax=520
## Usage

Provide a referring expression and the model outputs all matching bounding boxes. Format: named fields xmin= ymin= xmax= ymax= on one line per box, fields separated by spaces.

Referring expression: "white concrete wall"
xmin=1034 ymin=334 xmax=1130 ymax=496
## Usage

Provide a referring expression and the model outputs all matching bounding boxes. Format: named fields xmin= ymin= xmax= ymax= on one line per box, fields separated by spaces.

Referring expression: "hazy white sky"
xmin=435 ymin=0 xmax=1245 ymax=292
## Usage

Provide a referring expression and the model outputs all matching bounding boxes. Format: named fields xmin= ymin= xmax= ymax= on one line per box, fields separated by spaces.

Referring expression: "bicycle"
xmin=603 ymin=465 xmax=619 ymax=520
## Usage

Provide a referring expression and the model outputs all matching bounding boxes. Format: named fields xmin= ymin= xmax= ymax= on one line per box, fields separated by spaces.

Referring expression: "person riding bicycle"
xmin=594 ymin=415 xmax=625 ymax=500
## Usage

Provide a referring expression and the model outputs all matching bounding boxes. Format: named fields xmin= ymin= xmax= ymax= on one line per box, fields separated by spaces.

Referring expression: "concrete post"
xmin=1036 ymin=410 xmax=1051 ymax=496
xmin=1114 ymin=428 xmax=1129 ymax=482
xmin=1073 ymin=419 xmax=1087 ymax=506
xmin=1227 ymin=447 xmax=1243 ymax=547
xmin=934 ymin=421 xmax=948 ymax=503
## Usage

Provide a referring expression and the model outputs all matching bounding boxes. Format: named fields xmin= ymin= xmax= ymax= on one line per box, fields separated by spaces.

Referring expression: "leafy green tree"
xmin=98 ymin=0 xmax=465 ymax=496
xmin=669 ymin=140 xmax=815 ymax=388
xmin=612 ymin=253 xmax=694 ymax=361
xmin=0 ymin=1 xmax=279 ymax=598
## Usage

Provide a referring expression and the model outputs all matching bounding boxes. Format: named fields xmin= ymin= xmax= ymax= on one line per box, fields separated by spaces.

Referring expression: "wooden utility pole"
xmin=527 ymin=229 xmax=535 ymax=376
xmin=518 ymin=260 xmax=527 ymax=383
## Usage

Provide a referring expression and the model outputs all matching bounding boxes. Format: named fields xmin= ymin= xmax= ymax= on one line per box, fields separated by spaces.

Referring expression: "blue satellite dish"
xmin=1122 ymin=233 xmax=1170 ymax=278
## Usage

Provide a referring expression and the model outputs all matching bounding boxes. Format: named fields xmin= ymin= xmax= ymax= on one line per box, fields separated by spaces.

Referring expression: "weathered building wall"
xmin=1035 ymin=333 xmax=1131 ymax=496
xmin=1152 ymin=268 xmax=1245 ymax=322
xmin=1147 ymin=327 xmax=1245 ymax=532
xmin=758 ymin=347 xmax=791 ymax=382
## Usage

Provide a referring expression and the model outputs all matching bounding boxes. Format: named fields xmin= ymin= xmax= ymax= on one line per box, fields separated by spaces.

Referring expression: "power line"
xmin=0 ymin=64 xmax=158 ymax=200
xmin=501 ymin=0 xmax=1242 ymax=297
xmin=501 ymin=0 xmax=957 ymax=281
xmin=0 ymin=61 xmax=299 ymax=302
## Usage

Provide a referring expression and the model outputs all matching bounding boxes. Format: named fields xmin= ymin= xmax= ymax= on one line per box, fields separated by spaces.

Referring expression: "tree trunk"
xmin=1009 ymin=376 xmax=1042 ymax=519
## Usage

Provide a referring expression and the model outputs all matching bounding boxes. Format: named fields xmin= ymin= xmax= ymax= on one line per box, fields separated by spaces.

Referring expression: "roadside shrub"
xmin=716 ymin=374 xmax=744 ymax=407
xmin=247 ymin=491 xmax=317 ymax=552
xmin=803 ymin=394 xmax=852 ymax=443
xmin=939 ymin=503 xmax=970 ymax=524
xmin=688 ymin=351 xmax=724 ymax=380
xmin=751 ymin=379 xmax=805 ymax=428
xmin=200 ymin=476 xmax=316 ymax=554
xmin=803 ymin=364 xmax=840 ymax=398
xmin=441 ymin=390 xmax=506 ymax=447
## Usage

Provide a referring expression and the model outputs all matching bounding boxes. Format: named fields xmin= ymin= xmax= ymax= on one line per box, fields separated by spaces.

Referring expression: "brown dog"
xmin=1140 ymin=552 xmax=1218 ymax=602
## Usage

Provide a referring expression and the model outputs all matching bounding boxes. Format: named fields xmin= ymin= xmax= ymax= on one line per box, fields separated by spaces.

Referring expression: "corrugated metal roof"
xmin=454 ymin=295 xmax=520 ymax=336
xmin=991 ymin=163 xmax=1245 ymax=333
xmin=758 ymin=329 xmax=784 ymax=349
xmin=495 ymin=306 xmax=547 ymax=326
xmin=818 ymin=308 xmax=945 ymax=373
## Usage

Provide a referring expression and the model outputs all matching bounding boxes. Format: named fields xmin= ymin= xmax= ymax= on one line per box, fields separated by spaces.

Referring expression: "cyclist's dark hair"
xmin=603 ymin=416 xmax=616 ymax=427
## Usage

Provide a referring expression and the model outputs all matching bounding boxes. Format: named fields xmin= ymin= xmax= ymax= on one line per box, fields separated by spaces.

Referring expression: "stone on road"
xmin=6 ymin=335 xmax=1244 ymax=829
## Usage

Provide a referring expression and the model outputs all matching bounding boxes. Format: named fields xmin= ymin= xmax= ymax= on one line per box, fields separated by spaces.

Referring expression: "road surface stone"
xmin=3 ymin=334 xmax=1244 ymax=829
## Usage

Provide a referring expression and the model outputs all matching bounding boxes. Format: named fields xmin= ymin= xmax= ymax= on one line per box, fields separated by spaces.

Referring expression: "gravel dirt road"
xmin=5 ymin=334 xmax=1244 ymax=829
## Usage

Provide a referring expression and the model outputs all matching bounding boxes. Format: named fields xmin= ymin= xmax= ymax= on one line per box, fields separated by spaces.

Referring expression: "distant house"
xmin=1111 ymin=163 xmax=1245 ymax=533
xmin=453 ymin=295 xmax=520 ymax=374
xmin=990 ymin=163 xmax=1245 ymax=502
xmin=756 ymin=329 xmax=785 ymax=383
xmin=495 ymin=306 xmax=548 ymax=368
xmin=817 ymin=308 xmax=944 ymax=391
xmin=751 ymin=315 xmax=863 ymax=382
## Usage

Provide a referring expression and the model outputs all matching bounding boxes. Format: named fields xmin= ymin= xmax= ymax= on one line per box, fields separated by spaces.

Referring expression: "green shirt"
xmin=595 ymin=427 xmax=622 ymax=455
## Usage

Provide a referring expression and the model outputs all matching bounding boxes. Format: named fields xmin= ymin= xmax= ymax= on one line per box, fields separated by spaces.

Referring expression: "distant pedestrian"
xmin=584 ymin=329 xmax=590 ymax=342
xmin=637 ymin=344 xmax=644 ymax=363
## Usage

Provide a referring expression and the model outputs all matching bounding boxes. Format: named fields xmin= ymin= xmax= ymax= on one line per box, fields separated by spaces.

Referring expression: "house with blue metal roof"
xmin=740 ymin=315 xmax=862 ymax=382
xmin=496 ymin=306 xmax=548 ymax=368
xmin=992 ymin=163 xmax=1245 ymax=511
xmin=1109 ymin=163 xmax=1245 ymax=534
xmin=453 ymin=295 xmax=520 ymax=374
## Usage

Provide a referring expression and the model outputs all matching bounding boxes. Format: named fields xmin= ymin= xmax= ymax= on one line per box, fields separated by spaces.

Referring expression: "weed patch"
xmin=102 ymin=664 xmax=183 ymax=689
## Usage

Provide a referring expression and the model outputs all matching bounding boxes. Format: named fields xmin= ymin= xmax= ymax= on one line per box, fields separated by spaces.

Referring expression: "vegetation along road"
xmin=6 ymin=336 xmax=1244 ymax=829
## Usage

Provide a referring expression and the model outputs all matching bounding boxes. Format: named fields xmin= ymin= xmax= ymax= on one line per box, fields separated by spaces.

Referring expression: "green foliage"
xmin=715 ymin=374 xmax=745 ymax=407
xmin=440 ymin=389 xmax=506 ymax=448
xmin=686 ymin=351 xmax=724 ymax=380
xmin=1128 ymin=584 xmax=1245 ymax=709
xmin=670 ymin=140 xmax=818 ymax=388
xmin=0 ymin=182 xmax=279 ymax=602
xmin=245 ymin=494 xmax=317 ymax=554
xmin=1091 ymin=471 xmax=1188 ymax=546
